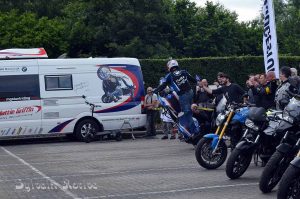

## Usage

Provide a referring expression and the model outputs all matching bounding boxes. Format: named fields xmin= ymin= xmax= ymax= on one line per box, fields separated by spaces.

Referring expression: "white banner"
xmin=263 ymin=0 xmax=279 ymax=78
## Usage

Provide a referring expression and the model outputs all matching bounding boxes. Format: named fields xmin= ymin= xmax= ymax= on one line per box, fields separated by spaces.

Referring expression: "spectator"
xmin=289 ymin=67 xmax=300 ymax=90
xmin=275 ymin=66 xmax=297 ymax=110
xmin=191 ymin=104 xmax=212 ymax=134
xmin=194 ymin=79 xmax=213 ymax=104
xmin=160 ymin=109 xmax=174 ymax=140
xmin=255 ymin=74 xmax=260 ymax=82
xmin=144 ymin=87 xmax=158 ymax=137
xmin=203 ymin=73 xmax=246 ymax=104
xmin=212 ymin=73 xmax=226 ymax=106
xmin=291 ymin=68 xmax=298 ymax=77
xmin=251 ymin=73 xmax=276 ymax=109
xmin=246 ymin=75 xmax=260 ymax=104
xmin=213 ymin=79 xmax=221 ymax=88
xmin=266 ymin=71 xmax=277 ymax=82
xmin=160 ymin=87 xmax=175 ymax=140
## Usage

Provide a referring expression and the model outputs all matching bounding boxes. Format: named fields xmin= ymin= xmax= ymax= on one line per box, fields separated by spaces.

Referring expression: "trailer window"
xmin=45 ymin=75 xmax=73 ymax=91
xmin=0 ymin=75 xmax=40 ymax=100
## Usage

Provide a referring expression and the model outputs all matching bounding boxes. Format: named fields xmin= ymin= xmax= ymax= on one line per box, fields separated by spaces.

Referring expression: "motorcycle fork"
xmin=214 ymin=126 xmax=221 ymax=135
xmin=212 ymin=111 xmax=234 ymax=154
xmin=242 ymin=129 xmax=249 ymax=138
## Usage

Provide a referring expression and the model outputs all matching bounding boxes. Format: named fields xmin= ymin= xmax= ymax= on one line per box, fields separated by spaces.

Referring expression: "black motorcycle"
xmin=225 ymin=107 xmax=283 ymax=179
xmin=277 ymin=139 xmax=300 ymax=199
xmin=259 ymin=97 xmax=300 ymax=193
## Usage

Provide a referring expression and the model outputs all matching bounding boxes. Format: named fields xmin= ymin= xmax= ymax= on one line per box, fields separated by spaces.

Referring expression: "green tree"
xmin=0 ymin=10 xmax=68 ymax=57
xmin=0 ymin=0 xmax=71 ymax=18
xmin=86 ymin=0 xmax=175 ymax=58
xmin=271 ymin=0 xmax=300 ymax=55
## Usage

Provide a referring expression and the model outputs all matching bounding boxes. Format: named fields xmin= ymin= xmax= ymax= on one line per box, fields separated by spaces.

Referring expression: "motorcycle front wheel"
xmin=277 ymin=165 xmax=300 ymax=199
xmin=226 ymin=148 xmax=252 ymax=179
xmin=102 ymin=94 xmax=113 ymax=103
xmin=195 ymin=137 xmax=227 ymax=169
xmin=259 ymin=151 xmax=289 ymax=193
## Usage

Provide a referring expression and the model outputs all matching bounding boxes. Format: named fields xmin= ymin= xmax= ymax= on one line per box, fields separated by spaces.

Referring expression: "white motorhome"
xmin=0 ymin=48 xmax=146 ymax=141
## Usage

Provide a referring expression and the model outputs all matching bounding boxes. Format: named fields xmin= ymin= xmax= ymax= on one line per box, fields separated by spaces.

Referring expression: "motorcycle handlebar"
xmin=229 ymin=102 xmax=255 ymax=109
xmin=82 ymin=95 xmax=102 ymax=108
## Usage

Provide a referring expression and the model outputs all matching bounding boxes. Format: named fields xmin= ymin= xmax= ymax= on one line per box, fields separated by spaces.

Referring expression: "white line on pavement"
xmin=1 ymin=147 xmax=80 ymax=199
xmin=0 ymin=160 xmax=75 ymax=167
xmin=84 ymin=183 xmax=259 ymax=198
xmin=0 ymin=143 xmax=183 ymax=157
xmin=0 ymin=152 xmax=192 ymax=167
xmin=0 ymin=165 xmax=201 ymax=182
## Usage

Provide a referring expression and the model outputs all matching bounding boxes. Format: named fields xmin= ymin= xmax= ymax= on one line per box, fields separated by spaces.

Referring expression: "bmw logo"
xmin=22 ymin=67 xmax=27 ymax=72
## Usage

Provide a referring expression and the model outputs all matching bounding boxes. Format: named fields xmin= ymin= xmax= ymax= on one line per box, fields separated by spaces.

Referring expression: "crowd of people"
xmin=143 ymin=60 xmax=300 ymax=140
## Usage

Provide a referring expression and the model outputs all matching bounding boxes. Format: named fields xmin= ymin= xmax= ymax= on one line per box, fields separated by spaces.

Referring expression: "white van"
xmin=0 ymin=48 xmax=146 ymax=141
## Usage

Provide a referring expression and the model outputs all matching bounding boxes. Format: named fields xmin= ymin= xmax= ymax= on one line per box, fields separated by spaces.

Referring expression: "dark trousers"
xmin=146 ymin=110 xmax=157 ymax=136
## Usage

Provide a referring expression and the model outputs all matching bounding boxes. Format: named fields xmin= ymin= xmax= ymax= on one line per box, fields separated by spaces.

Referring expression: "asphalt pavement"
xmin=0 ymin=135 xmax=277 ymax=199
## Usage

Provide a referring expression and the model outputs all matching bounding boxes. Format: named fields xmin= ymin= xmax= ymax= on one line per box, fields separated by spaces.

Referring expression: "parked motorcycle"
xmin=225 ymin=107 xmax=283 ymax=179
xmin=195 ymin=98 xmax=250 ymax=170
xmin=259 ymin=97 xmax=300 ymax=193
xmin=277 ymin=140 xmax=300 ymax=199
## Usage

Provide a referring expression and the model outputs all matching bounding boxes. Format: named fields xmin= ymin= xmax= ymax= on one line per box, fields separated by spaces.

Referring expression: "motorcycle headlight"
xmin=245 ymin=118 xmax=259 ymax=131
xmin=216 ymin=113 xmax=226 ymax=126
xmin=282 ymin=114 xmax=294 ymax=124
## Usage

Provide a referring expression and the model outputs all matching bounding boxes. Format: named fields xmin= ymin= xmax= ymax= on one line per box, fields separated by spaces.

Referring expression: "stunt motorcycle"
xmin=195 ymin=96 xmax=250 ymax=170
xmin=157 ymin=91 xmax=202 ymax=145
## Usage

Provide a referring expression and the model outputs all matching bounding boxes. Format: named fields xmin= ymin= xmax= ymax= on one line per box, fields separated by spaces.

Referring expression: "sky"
xmin=192 ymin=0 xmax=263 ymax=22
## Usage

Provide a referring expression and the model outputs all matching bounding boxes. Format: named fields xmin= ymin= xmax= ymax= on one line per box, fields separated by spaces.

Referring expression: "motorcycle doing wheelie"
xmin=226 ymin=107 xmax=284 ymax=179
xmin=157 ymin=91 xmax=202 ymax=145
xmin=259 ymin=96 xmax=300 ymax=193
xmin=277 ymin=138 xmax=300 ymax=199
xmin=195 ymin=96 xmax=250 ymax=170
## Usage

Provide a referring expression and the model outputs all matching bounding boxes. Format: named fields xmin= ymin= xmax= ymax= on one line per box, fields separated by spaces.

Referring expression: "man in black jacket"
xmin=250 ymin=73 xmax=277 ymax=109
xmin=202 ymin=73 xmax=245 ymax=104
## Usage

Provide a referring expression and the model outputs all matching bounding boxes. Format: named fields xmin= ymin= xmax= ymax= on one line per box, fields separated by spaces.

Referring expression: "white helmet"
xmin=167 ymin=60 xmax=178 ymax=71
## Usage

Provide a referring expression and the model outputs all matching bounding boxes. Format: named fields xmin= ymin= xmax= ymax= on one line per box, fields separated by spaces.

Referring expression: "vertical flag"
xmin=263 ymin=0 xmax=279 ymax=78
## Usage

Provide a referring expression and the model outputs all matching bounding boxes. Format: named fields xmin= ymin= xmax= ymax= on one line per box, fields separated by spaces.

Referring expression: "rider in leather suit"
xmin=154 ymin=60 xmax=198 ymax=137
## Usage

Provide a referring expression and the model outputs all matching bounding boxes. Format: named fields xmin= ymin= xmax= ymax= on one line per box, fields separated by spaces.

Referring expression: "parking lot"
xmin=0 ymin=135 xmax=277 ymax=199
